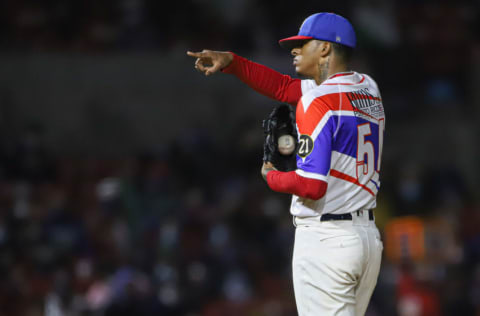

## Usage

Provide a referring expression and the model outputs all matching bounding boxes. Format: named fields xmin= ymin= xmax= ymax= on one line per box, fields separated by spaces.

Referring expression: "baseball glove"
xmin=262 ymin=104 xmax=298 ymax=172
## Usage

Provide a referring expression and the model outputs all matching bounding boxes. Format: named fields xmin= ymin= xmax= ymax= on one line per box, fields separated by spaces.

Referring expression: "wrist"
xmin=262 ymin=168 xmax=271 ymax=181
xmin=221 ymin=52 xmax=237 ymax=73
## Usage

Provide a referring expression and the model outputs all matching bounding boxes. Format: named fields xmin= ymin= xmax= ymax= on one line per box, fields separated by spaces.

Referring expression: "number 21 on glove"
xmin=356 ymin=119 xmax=384 ymax=185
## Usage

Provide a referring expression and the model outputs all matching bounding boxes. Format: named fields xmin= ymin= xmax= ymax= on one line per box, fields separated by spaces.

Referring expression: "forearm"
xmin=222 ymin=53 xmax=302 ymax=106
xmin=266 ymin=170 xmax=327 ymax=200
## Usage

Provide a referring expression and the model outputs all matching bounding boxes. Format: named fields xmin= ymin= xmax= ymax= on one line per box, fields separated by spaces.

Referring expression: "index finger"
xmin=186 ymin=51 xmax=205 ymax=58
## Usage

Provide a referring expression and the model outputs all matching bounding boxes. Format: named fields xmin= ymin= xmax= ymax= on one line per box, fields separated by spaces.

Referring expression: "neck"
xmin=314 ymin=61 xmax=348 ymax=85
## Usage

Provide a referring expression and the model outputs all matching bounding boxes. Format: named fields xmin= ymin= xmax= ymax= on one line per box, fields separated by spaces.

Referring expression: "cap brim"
xmin=278 ymin=35 xmax=314 ymax=50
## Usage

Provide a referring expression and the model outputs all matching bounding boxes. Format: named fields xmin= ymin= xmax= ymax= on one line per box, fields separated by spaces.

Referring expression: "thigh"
xmin=292 ymin=225 xmax=364 ymax=316
xmin=354 ymin=226 xmax=383 ymax=316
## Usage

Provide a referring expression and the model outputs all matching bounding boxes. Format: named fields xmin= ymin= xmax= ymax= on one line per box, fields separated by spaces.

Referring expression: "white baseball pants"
xmin=292 ymin=210 xmax=383 ymax=316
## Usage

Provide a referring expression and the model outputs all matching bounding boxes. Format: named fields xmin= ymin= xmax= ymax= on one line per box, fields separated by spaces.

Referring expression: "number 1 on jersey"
xmin=377 ymin=119 xmax=384 ymax=171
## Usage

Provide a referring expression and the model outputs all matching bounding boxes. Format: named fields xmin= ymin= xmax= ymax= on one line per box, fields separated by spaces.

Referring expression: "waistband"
xmin=320 ymin=210 xmax=373 ymax=221
xmin=293 ymin=209 xmax=374 ymax=227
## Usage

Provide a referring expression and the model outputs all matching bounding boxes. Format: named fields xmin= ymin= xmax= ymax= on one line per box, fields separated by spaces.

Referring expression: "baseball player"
xmin=188 ymin=12 xmax=385 ymax=316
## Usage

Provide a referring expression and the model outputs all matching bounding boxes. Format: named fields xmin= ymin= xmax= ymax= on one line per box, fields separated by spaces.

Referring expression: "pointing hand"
xmin=186 ymin=50 xmax=233 ymax=76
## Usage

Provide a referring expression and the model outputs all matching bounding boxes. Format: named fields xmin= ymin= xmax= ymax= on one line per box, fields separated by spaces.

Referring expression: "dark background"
xmin=0 ymin=0 xmax=479 ymax=315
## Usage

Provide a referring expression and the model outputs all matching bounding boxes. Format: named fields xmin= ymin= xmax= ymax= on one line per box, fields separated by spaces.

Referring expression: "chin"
xmin=295 ymin=68 xmax=309 ymax=78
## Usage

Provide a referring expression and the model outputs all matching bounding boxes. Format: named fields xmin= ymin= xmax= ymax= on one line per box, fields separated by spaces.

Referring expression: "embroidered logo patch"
xmin=297 ymin=134 xmax=314 ymax=158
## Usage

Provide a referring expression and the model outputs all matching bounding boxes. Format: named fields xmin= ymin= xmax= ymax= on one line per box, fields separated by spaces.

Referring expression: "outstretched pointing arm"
xmin=187 ymin=50 xmax=302 ymax=106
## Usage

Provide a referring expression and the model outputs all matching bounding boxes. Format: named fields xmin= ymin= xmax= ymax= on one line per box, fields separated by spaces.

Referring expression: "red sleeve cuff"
xmin=266 ymin=170 xmax=327 ymax=200
xmin=266 ymin=170 xmax=280 ymax=187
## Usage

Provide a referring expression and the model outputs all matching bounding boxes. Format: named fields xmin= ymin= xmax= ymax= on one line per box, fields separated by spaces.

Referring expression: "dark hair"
xmin=331 ymin=42 xmax=353 ymax=65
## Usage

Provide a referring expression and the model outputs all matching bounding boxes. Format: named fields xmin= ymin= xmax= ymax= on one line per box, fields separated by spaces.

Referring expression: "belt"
xmin=320 ymin=210 xmax=374 ymax=221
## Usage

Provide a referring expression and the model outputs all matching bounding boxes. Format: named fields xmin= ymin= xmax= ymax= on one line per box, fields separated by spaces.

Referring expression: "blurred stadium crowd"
xmin=0 ymin=0 xmax=479 ymax=315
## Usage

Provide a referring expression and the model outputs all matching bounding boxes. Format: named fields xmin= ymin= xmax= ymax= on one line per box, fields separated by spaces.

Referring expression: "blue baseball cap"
xmin=279 ymin=13 xmax=356 ymax=50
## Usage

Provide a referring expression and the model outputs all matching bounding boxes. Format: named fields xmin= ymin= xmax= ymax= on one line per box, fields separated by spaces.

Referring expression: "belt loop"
xmin=369 ymin=210 xmax=374 ymax=221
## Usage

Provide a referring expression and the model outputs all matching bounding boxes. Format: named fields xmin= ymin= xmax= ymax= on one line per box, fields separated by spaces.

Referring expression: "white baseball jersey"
xmin=291 ymin=72 xmax=385 ymax=217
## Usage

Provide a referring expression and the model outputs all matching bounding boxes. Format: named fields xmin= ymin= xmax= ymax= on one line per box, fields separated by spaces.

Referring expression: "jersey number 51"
xmin=356 ymin=119 xmax=385 ymax=185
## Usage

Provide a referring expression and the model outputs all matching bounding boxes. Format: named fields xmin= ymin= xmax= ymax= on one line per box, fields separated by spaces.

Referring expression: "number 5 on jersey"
xmin=356 ymin=119 xmax=385 ymax=185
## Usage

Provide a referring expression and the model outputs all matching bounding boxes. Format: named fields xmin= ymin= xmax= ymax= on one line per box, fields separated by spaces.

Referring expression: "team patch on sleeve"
xmin=297 ymin=134 xmax=314 ymax=158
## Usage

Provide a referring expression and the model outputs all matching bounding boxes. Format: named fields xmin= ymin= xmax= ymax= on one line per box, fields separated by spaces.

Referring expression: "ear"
xmin=318 ymin=41 xmax=332 ymax=57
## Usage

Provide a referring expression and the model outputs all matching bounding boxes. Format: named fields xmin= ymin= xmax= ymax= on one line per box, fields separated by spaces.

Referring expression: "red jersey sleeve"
xmin=222 ymin=53 xmax=302 ymax=106
xmin=266 ymin=170 xmax=327 ymax=200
